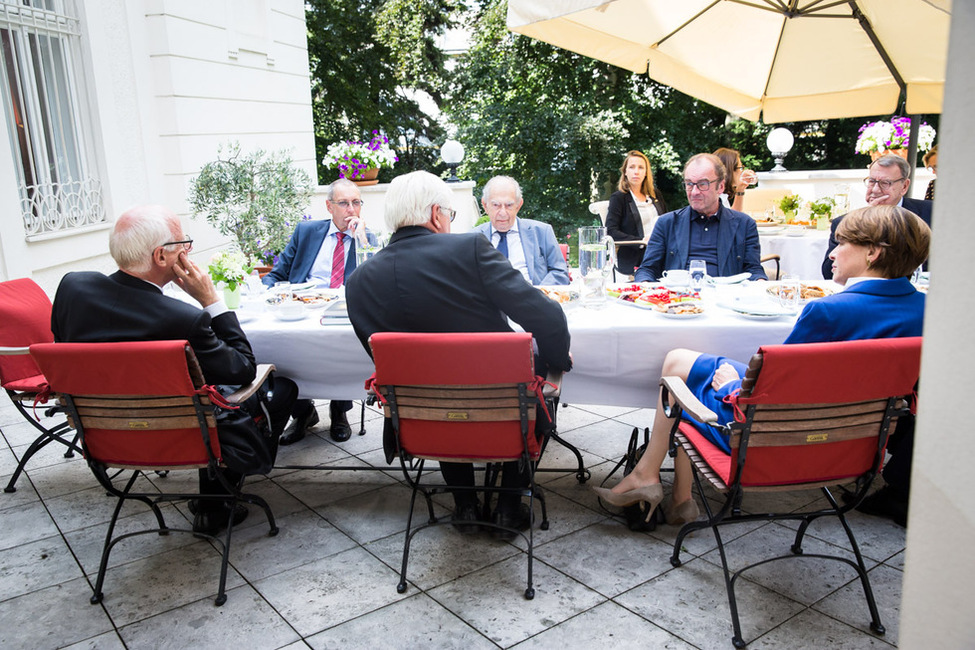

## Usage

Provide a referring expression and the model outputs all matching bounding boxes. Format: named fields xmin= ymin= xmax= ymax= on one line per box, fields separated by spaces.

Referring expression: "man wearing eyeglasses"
xmin=821 ymin=154 xmax=933 ymax=279
xmin=262 ymin=178 xmax=363 ymax=444
xmin=51 ymin=204 xmax=299 ymax=535
xmin=473 ymin=176 xmax=569 ymax=285
xmin=634 ymin=153 xmax=767 ymax=282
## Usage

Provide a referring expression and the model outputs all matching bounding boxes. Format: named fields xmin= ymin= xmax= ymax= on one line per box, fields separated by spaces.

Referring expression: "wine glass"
xmin=777 ymin=274 xmax=800 ymax=313
xmin=689 ymin=259 xmax=707 ymax=291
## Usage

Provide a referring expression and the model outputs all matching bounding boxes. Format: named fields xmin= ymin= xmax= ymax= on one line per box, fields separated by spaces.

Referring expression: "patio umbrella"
xmin=507 ymin=0 xmax=951 ymax=124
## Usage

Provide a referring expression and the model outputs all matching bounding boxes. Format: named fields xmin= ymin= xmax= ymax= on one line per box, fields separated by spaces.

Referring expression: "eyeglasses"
xmin=488 ymin=201 xmax=518 ymax=211
xmin=863 ymin=177 xmax=907 ymax=191
xmin=333 ymin=200 xmax=364 ymax=209
xmin=440 ymin=206 xmax=456 ymax=223
xmin=683 ymin=179 xmax=718 ymax=192
xmin=161 ymin=237 xmax=193 ymax=251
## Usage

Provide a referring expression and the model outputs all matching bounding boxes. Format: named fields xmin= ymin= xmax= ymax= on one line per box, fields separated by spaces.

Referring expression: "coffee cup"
xmin=662 ymin=269 xmax=690 ymax=287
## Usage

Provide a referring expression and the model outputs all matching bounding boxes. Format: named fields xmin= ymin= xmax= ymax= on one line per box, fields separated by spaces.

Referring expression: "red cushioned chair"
xmin=0 ymin=278 xmax=80 ymax=493
xmin=30 ymin=339 xmax=278 ymax=607
xmin=662 ymin=337 xmax=921 ymax=648
xmin=368 ymin=331 xmax=560 ymax=600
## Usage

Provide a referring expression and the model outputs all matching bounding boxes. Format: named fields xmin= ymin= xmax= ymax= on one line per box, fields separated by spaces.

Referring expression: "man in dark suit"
xmin=472 ymin=175 xmax=569 ymax=285
xmin=262 ymin=178 xmax=361 ymax=444
xmin=822 ymin=154 xmax=933 ymax=279
xmin=52 ymin=204 xmax=298 ymax=535
xmin=346 ymin=171 xmax=572 ymax=538
xmin=634 ymin=153 xmax=767 ymax=282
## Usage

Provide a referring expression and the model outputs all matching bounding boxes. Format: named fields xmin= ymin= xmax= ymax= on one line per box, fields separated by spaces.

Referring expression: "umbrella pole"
xmin=908 ymin=117 xmax=919 ymax=188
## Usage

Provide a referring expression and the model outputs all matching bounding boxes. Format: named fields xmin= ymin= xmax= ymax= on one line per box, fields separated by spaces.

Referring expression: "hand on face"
xmin=172 ymin=251 xmax=219 ymax=307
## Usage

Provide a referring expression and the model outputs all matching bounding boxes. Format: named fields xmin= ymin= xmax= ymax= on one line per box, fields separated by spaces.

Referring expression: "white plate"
xmin=709 ymin=272 xmax=750 ymax=285
xmin=659 ymin=309 xmax=704 ymax=319
xmin=785 ymin=228 xmax=806 ymax=237
xmin=274 ymin=310 xmax=307 ymax=322
xmin=757 ymin=227 xmax=784 ymax=236
xmin=735 ymin=311 xmax=789 ymax=320
xmin=289 ymin=281 xmax=317 ymax=292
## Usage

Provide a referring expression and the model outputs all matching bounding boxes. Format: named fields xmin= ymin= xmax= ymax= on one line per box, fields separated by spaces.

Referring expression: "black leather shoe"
xmin=280 ymin=407 xmax=320 ymax=446
xmin=451 ymin=502 xmax=482 ymax=535
xmin=491 ymin=503 xmax=531 ymax=541
xmin=853 ymin=486 xmax=909 ymax=527
xmin=192 ymin=504 xmax=249 ymax=536
xmin=329 ymin=404 xmax=352 ymax=442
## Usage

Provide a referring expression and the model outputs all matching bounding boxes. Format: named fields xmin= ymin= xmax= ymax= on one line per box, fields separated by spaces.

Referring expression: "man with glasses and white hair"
xmin=51 ymin=204 xmax=299 ymax=535
xmin=262 ymin=178 xmax=364 ymax=444
xmin=473 ymin=175 xmax=569 ymax=285
xmin=634 ymin=153 xmax=766 ymax=282
xmin=346 ymin=170 xmax=572 ymax=539
xmin=821 ymin=154 xmax=933 ymax=279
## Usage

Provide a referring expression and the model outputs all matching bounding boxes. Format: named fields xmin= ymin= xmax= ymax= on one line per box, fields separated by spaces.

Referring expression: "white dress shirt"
xmin=491 ymin=220 xmax=530 ymax=283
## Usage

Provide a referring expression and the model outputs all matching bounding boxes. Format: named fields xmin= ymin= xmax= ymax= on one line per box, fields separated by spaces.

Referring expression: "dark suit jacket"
xmin=262 ymin=220 xmax=357 ymax=286
xmin=633 ymin=205 xmax=767 ymax=282
xmin=605 ymin=190 xmax=667 ymax=274
xmin=821 ymin=197 xmax=933 ymax=279
xmin=51 ymin=271 xmax=274 ymax=474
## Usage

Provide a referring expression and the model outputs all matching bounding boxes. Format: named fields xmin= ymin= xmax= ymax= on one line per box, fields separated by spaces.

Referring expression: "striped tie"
xmin=330 ymin=232 xmax=345 ymax=288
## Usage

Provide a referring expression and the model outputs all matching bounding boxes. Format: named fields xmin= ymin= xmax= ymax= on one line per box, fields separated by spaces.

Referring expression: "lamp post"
xmin=766 ymin=128 xmax=794 ymax=172
xmin=441 ymin=140 xmax=465 ymax=182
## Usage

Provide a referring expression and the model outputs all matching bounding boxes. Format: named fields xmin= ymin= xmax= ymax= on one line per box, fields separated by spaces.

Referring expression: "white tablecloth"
xmin=240 ymin=283 xmax=826 ymax=408
xmin=759 ymin=229 xmax=831 ymax=280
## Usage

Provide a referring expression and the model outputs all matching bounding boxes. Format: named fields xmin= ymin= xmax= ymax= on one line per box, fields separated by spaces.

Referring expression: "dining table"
xmin=238 ymin=280 xmax=840 ymax=409
xmin=758 ymin=227 xmax=831 ymax=279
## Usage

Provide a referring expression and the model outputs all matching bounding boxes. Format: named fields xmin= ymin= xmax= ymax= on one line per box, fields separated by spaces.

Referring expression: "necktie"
xmin=497 ymin=231 xmax=509 ymax=258
xmin=330 ymin=232 xmax=345 ymax=288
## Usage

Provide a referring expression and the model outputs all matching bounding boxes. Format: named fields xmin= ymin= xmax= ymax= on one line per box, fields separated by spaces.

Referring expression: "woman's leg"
xmin=611 ymin=348 xmax=700 ymax=497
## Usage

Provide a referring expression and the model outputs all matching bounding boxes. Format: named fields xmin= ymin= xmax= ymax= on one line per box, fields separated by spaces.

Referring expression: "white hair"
xmin=384 ymin=171 xmax=453 ymax=231
xmin=326 ymin=177 xmax=359 ymax=200
xmin=481 ymin=175 xmax=523 ymax=203
xmin=109 ymin=205 xmax=180 ymax=273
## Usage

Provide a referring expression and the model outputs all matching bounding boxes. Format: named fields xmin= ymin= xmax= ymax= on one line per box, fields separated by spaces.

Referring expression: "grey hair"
xmin=871 ymin=154 xmax=911 ymax=180
xmin=481 ymin=176 xmax=523 ymax=203
xmin=326 ymin=177 xmax=360 ymax=200
xmin=384 ymin=171 xmax=453 ymax=231
xmin=109 ymin=205 xmax=180 ymax=273
xmin=684 ymin=153 xmax=726 ymax=184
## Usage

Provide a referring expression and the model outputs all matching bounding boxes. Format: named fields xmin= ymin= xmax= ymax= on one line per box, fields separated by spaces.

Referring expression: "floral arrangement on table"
xmin=778 ymin=194 xmax=801 ymax=218
xmin=208 ymin=249 xmax=252 ymax=292
xmin=855 ymin=116 xmax=936 ymax=156
xmin=322 ymin=131 xmax=399 ymax=180
xmin=808 ymin=197 xmax=836 ymax=220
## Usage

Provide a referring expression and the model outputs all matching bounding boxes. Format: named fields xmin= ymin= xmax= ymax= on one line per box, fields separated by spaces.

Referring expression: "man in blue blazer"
xmin=822 ymin=154 xmax=932 ymax=279
xmin=262 ymin=178 xmax=361 ymax=444
xmin=634 ymin=154 xmax=767 ymax=283
xmin=474 ymin=176 xmax=569 ymax=286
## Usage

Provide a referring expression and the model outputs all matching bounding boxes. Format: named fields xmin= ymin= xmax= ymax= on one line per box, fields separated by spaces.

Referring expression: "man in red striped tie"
xmin=263 ymin=178 xmax=363 ymax=443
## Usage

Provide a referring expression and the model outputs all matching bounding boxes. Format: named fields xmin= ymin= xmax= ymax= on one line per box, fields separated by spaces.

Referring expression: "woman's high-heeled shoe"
xmin=664 ymin=498 xmax=700 ymax=525
xmin=592 ymin=483 xmax=664 ymax=510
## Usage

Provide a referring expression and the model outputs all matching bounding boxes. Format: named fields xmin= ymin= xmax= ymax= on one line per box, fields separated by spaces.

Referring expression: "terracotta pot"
xmin=254 ymin=265 xmax=272 ymax=278
xmin=352 ymin=167 xmax=380 ymax=186
xmin=870 ymin=148 xmax=908 ymax=162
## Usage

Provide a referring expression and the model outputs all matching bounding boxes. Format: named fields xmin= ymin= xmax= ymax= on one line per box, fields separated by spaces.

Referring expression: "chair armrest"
xmin=543 ymin=370 xmax=563 ymax=399
xmin=0 ymin=346 xmax=30 ymax=356
xmin=660 ymin=376 xmax=718 ymax=425
xmin=224 ymin=364 xmax=276 ymax=404
xmin=760 ymin=253 xmax=781 ymax=263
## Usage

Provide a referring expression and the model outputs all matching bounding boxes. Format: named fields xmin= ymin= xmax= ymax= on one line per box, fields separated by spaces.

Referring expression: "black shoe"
xmin=192 ymin=504 xmax=249 ymax=536
xmin=451 ymin=502 xmax=482 ymax=535
xmin=853 ymin=486 xmax=909 ymax=527
xmin=280 ymin=407 xmax=320 ymax=446
xmin=491 ymin=503 xmax=531 ymax=541
xmin=329 ymin=404 xmax=352 ymax=442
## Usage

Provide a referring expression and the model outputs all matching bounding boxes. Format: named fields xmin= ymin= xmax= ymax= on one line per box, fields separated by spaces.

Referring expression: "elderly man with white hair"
xmin=346 ymin=171 xmax=572 ymax=538
xmin=473 ymin=175 xmax=569 ymax=285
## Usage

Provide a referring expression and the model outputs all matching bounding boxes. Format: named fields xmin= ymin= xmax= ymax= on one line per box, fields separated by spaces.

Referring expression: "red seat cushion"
xmin=0 ymin=279 xmax=54 ymax=386
xmin=2 ymin=373 xmax=47 ymax=394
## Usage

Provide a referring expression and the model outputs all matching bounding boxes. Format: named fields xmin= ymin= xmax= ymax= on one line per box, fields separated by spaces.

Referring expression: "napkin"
xmin=709 ymin=272 xmax=751 ymax=285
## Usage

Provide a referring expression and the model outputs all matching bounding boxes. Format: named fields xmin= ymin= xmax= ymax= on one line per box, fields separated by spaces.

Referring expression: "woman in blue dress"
xmin=593 ymin=205 xmax=931 ymax=525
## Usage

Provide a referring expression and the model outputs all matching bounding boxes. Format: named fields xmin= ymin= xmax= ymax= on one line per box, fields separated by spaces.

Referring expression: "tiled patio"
xmin=0 ymin=398 xmax=905 ymax=649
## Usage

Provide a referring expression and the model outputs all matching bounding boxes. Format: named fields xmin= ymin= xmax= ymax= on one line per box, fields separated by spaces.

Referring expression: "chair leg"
xmin=4 ymin=417 xmax=75 ymax=493
xmin=397 ymin=484 xmax=423 ymax=594
xmin=89 ymin=472 xmax=141 ymax=604
xmin=358 ymin=400 xmax=366 ymax=436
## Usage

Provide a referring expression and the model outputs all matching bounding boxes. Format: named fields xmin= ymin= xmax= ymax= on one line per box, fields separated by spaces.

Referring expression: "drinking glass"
xmin=355 ymin=231 xmax=385 ymax=267
xmin=777 ymin=274 xmax=800 ymax=313
xmin=577 ymin=226 xmax=616 ymax=308
xmin=273 ymin=281 xmax=292 ymax=304
xmin=689 ymin=260 xmax=707 ymax=291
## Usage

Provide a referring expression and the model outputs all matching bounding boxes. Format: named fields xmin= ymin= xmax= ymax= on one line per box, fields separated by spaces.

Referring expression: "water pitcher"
xmin=577 ymin=226 xmax=616 ymax=307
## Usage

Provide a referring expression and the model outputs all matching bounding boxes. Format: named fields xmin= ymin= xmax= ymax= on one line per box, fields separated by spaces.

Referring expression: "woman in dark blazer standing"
xmin=605 ymin=150 xmax=667 ymax=275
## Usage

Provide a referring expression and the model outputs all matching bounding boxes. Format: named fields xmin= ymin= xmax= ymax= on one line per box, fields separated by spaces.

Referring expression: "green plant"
xmin=778 ymin=194 xmax=801 ymax=215
xmin=322 ymin=131 xmax=399 ymax=179
xmin=808 ymin=196 xmax=835 ymax=219
xmin=208 ymin=249 xmax=252 ymax=291
xmin=188 ymin=142 xmax=314 ymax=266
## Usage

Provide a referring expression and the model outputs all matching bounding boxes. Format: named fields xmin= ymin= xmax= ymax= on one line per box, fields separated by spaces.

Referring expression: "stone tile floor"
xmin=0 ymin=398 xmax=904 ymax=649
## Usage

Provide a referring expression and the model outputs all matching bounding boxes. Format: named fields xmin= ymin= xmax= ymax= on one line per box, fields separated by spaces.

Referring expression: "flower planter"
xmin=352 ymin=167 xmax=380 ymax=186
xmin=224 ymin=285 xmax=242 ymax=309
xmin=870 ymin=148 xmax=908 ymax=162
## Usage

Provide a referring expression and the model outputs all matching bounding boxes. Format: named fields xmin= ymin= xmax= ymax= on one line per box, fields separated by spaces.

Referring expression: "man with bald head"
xmin=52 ymin=204 xmax=298 ymax=535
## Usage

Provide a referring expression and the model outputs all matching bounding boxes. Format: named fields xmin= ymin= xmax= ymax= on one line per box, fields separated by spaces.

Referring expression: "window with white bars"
xmin=0 ymin=0 xmax=105 ymax=238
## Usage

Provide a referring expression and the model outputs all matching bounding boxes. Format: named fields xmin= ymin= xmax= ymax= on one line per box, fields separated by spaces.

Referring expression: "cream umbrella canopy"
xmin=507 ymin=0 xmax=950 ymax=124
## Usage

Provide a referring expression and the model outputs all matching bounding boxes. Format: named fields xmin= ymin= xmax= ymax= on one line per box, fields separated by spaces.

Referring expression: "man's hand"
xmin=711 ymin=362 xmax=740 ymax=391
xmin=173 ymin=251 xmax=220 ymax=308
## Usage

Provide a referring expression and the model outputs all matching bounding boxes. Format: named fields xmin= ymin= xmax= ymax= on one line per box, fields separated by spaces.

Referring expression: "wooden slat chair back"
xmin=369 ymin=331 xmax=548 ymax=600
xmin=664 ymin=337 xmax=922 ymax=647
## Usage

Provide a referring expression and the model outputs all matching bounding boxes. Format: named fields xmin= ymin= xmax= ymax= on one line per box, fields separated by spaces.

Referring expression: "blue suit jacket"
xmin=633 ymin=205 xmax=766 ymax=282
xmin=262 ymin=220 xmax=357 ymax=287
xmin=822 ymin=197 xmax=932 ymax=279
xmin=473 ymin=218 xmax=569 ymax=285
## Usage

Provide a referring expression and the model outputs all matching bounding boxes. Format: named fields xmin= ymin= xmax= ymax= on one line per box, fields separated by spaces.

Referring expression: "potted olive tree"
xmin=188 ymin=142 xmax=314 ymax=271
